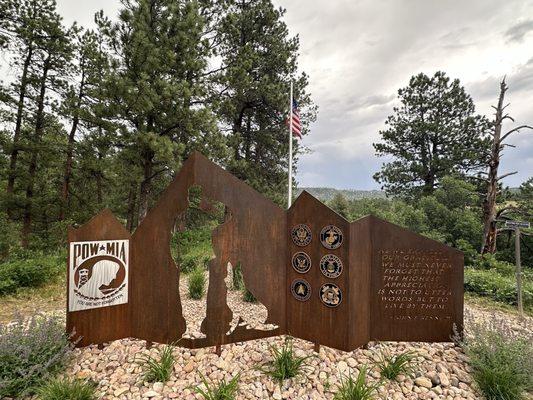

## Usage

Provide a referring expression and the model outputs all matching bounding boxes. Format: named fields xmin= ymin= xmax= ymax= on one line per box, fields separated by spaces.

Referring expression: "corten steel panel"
xmin=286 ymin=191 xmax=351 ymax=351
xmin=130 ymin=152 xmax=285 ymax=346
xmin=348 ymin=216 xmax=372 ymax=349
xmin=369 ymin=217 xmax=464 ymax=342
xmin=67 ymin=209 xmax=131 ymax=347
xmin=67 ymin=152 xmax=464 ymax=350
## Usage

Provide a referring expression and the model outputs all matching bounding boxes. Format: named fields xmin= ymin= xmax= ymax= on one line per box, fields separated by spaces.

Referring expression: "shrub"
xmin=334 ymin=366 xmax=381 ymax=400
xmin=375 ymin=350 xmax=417 ymax=380
xmin=464 ymin=268 xmax=533 ymax=309
xmin=188 ymin=267 xmax=206 ymax=300
xmin=232 ymin=262 xmax=244 ymax=291
xmin=258 ymin=336 xmax=312 ymax=385
xmin=193 ymin=372 xmax=240 ymax=400
xmin=36 ymin=378 xmax=97 ymax=400
xmin=136 ymin=344 xmax=175 ymax=383
xmin=242 ymin=287 xmax=257 ymax=303
xmin=0 ymin=252 xmax=64 ymax=296
xmin=462 ymin=323 xmax=533 ymax=400
xmin=0 ymin=314 xmax=74 ymax=398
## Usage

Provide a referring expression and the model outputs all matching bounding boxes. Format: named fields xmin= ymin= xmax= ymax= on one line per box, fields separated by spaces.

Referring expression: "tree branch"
xmin=500 ymin=124 xmax=533 ymax=142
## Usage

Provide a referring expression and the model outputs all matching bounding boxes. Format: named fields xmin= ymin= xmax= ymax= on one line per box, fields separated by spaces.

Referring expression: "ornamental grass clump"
xmin=36 ymin=378 xmax=97 ymax=400
xmin=334 ymin=366 xmax=381 ymax=400
xmin=188 ymin=266 xmax=206 ymax=299
xmin=258 ymin=336 xmax=313 ymax=385
xmin=375 ymin=349 xmax=417 ymax=380
xmin=0 ymin=314 xmax=74 ymax=398
xmin=136 ymin=344 xmax=175 ymax=383
xmin=193 ymin=372 xmax=240 ymax=400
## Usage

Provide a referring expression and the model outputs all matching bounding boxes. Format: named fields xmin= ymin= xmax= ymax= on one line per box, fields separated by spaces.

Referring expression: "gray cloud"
xmin=11 ymin=0 xmax=531 ymax=190
xmin=505 ymin=20 xmax=533 ymax=42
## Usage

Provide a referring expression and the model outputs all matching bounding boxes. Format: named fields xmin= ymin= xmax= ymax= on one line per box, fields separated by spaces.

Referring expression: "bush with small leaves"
xmin=36 ymin=378 xmax=97 ymax=400
xmin=334 ymin=366 xmax=381 ymax=400
xmin=375 ymin=350 xmax=417 ymax=380
xmin=193 ymin=372 xmax=240 ymax=400
xmin=188 ymin=267 xmax=206 ymax=300
xmin=0 ymin=314 xmax=74 ymax=398
xmin=136 ymin=344 xmax=175 ymax=383
xmin=463 ymin=323 xmax=533 ymax=400
xmin=258 ymin=336 xmax=312 ymax=385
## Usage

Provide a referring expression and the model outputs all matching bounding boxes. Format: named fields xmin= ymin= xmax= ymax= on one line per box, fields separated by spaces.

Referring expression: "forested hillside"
xmin=0 ymin=0 xmax=316 ymax=252
xmin=296 ymin=187 xmax=386 ymax=202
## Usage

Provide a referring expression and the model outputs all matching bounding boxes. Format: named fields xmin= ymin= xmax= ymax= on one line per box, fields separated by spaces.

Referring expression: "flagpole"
xmin=288 ymin=81 xmax=293 ymax=209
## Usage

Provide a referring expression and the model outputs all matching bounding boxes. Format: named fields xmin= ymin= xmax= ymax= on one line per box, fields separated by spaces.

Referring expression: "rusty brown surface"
xmin=66 ymin=209 xmax=131 ymax=347
xmin=66 ymin=151 xmax=463 ymax=350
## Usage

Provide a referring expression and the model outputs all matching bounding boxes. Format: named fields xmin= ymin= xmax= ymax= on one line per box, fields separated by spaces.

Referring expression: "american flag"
xmin=288 ymin=99 xmax=302 ymax=139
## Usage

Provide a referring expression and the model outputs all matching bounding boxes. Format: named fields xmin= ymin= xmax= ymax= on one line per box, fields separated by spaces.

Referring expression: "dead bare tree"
xmin=480 ymin=78 xmax=533 ymax=254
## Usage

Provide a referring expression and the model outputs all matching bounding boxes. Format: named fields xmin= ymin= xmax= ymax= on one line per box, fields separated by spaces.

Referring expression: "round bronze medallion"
xmin=319 ymin=283 xmax=342 ymax=307
xmin=291 ymin=224 xmax=312 ymax=247
xmin=320 ymin=225 xmax=343 ymax=249
xmin=291 ymin=279 xmax=311 ymax=301
xmin=320 ymin=254 xmax=343 ymax=278
xmin=292 ymin=252 xmax=311 ymax=273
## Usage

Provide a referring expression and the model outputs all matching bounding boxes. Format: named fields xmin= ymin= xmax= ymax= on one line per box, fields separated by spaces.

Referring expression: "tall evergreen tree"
xmin=96 ymin=0 xmax=225 ymax=226
xmin=373 ymin=71 xmax=491 ymax=200
xmin=216 ymin=0 xmax=316 ymax=205
xmin=20 ymin=4 xmax=73 ymax=246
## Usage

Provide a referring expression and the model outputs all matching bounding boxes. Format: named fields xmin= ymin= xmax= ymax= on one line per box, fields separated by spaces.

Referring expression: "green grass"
xmin=258 ymin=336 xmax=312 ymax=385
xmin=463 ymin=324 xmax=533 ymax=400
xmin=188 ymin=267 xmax=206 ymax=299
xmin=374 ymin=350 xmax=417 ymax=380
xmin=193 ymin=372 xmax=240 ymax=400
xmin=36 ymin=378 xmax=97 ymax=400
xmin=172 ymin=225 xmax=214 ymax=274
xmin=333 ymin=366 xmax=381 ymax=400
xmin=136 ymin=344 xmax=175 ymax=383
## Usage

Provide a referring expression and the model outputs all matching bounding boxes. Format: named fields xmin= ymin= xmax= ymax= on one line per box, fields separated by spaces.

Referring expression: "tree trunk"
xmin=137 ymin=150 xmax=154 ymax=223
xmin=59 ymin=70 xmax=85 ymax=221
xmin=126 ymin=182 xmax=138 ymax=233
xmin=481 ymin=80 xmax=506 ymax=254
xmin=21 ymin=57 xmax=50 ymax=248
xmin=6 ymin=45 xmax=33 ymax=216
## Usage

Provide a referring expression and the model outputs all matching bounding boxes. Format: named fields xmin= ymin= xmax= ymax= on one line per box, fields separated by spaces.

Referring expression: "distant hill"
xmin=296 ymin=187 xmax=386 ymax=202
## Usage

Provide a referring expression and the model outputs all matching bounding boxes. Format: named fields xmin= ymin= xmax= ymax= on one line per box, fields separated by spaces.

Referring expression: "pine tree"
xmin=373 ymin=71 xmax=491 ymax=200
xmin=216 ymin=0 xmax=316 ymax=205
xmin=96 ymin=0 xmax=225 ymax=226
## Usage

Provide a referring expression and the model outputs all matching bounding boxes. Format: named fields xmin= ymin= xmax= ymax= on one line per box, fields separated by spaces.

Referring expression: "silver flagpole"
xmin=288 ymin=81 xmax=293 ymax=208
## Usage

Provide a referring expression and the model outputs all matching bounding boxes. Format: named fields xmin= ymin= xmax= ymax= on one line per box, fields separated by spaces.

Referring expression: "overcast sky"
xmin=33 ymin=1 xmax=533 ymax=189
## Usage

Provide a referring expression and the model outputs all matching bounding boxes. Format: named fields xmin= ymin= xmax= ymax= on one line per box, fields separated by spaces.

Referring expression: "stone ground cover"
xmin=9 ymin=274 xmax=529 ymax=400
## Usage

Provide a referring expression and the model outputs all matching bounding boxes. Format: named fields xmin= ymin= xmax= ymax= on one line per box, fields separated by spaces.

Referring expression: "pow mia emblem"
xmin=291 ymin=279 xmax=311 ymax=301
xmin=291 ymin=224 xmax=312 ymax=247
xmin=292 ymin=252 xmax=311 ymax=273
xmin=320 ymin=283 xmax=342 ymax=307
xmin=320 ymin=225 xmax=343 ymax=249
xmin=320 ymin=254 xmax=343 ymax=278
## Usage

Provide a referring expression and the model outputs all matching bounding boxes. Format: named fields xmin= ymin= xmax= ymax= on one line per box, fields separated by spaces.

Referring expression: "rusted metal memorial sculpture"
xmin=67 ymin=152 xmax=463 ymax=351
